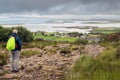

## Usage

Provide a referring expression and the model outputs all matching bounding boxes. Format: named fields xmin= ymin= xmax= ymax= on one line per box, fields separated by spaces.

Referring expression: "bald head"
xmin=12 ymin=29 xmax=18 ymax=34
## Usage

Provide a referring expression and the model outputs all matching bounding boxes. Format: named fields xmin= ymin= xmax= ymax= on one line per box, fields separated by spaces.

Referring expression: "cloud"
xmin=0 ymin=0 xmax=120 ymax=14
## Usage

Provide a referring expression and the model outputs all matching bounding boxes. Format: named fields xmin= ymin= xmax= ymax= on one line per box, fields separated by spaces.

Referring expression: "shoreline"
xmin=1 ymin=24 xmax=120 ymax=33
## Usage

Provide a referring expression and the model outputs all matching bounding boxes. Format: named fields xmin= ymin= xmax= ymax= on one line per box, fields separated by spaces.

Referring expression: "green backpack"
xmin=6 ymin=36 xmax=15 ymax=51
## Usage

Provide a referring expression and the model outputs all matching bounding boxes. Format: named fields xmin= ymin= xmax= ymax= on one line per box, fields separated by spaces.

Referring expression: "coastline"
xmin=1 ymin=23 xmax=120 ymax=33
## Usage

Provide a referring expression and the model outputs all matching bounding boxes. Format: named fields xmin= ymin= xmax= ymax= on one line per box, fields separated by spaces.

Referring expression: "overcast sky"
xmin=0 ymin=0 xmax=120 ymax=15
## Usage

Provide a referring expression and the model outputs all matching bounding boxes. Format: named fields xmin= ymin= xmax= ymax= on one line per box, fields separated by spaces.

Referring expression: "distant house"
xmin=86 ymin=35 xmax=101 ymax=43
xmin=81 ymin=34 xmax=101 ymax=43
xmin=81 ymin=35 xmax=87 ymax=39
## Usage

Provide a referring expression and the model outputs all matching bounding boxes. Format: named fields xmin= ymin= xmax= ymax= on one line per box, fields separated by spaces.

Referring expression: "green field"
xmin=55 ymin=37 xmax=78 ymax=43
xmin=34 ymin=35 xmax=58 ymax=40
xmin=91 ymin=27 xmax=120 ymax=34
xmin=34 ymin=35 xmax=78 ymax=43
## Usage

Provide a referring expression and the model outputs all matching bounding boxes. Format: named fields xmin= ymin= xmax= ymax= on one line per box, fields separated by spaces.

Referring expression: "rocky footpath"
xmin=85 ymin=44 xmax=105 ymax=57
xmin=0 ymin=44 xmax=105 ymax=80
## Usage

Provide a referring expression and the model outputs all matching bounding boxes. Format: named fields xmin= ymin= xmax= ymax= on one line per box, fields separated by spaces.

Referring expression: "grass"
xmin=47 ymin=48 xmax=59 ymax=55
xmin=93 ymin=30 xmax=119 ymax=34
xmin=34 ymin=35 xmax=88 ymax=45
xmin=36 ymin=36 xmax=88 ymax=44
xmin=34 ymin=35 xmax=58 ymax=41
xmin=65 ymin=43 xmax=120 ymax=80
xmin=55 ymin=37 xmax=78 ymax=43
xmin=23 ymin=41 xmax=58 ymax=49
xmin=70 ymin=45 xmax=80 ymax=50
xmin=73 ymin=39 xmax=88 ymax=45
xmin=0 ymin=51 xmax=9 ymax=66
xmin=21 ymin=50 xmax=41 ymax=58
xmin=60 ymin=47 xmax=71 ymax=55
xmin=34 ymin=35 xmax=78 ymax=43
xmin=97 ymin=46 xmax=117 ymax=62
xmin=91 ymin=27 xmax=120 ymax=34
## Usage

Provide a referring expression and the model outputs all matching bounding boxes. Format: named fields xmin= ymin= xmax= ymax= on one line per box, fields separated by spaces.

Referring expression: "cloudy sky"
xmin=0 ymin=0 xmax=119 ymax=15
xmin=0 ymin=0 xmax=120 ymax=25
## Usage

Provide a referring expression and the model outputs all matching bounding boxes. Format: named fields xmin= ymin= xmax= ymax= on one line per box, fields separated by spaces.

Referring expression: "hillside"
xmin=0 ymin=44 xmax=104 ymax=80
xmin=0 ymin=26 xmax=120 ymax=80
xmin=65 ymin=32 xmax=120 ymax=80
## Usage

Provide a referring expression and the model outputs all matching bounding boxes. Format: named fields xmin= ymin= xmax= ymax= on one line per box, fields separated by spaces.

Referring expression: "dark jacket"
xmin=11 ymin=33 xmax=22 ymax=51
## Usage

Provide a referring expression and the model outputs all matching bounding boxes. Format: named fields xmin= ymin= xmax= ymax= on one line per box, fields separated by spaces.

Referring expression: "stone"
xmin=0 ymin=69 xmax=3 ymax=75
xmin=19 ymin=61 xmax=25 ymax=70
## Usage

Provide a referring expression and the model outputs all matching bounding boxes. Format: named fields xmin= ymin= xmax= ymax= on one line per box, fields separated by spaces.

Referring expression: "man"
xmin=9 ymin=29 xmax=22 ymax=73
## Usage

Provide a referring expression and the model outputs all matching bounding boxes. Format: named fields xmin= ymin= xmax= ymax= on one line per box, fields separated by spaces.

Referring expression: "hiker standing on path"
xmin=8 ymin=29 xmax=22 ymax=73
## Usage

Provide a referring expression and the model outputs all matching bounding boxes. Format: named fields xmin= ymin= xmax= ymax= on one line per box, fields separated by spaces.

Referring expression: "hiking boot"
xmin=14 ymin=69 xmax=20 ymax=73
xmin=11 ymin=70 xmax=15 ymax=73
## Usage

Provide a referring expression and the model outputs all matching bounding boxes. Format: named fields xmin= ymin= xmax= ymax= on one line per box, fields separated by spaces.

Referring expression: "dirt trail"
xmin=0 ymin=44 xmax=105 ymax=80
xmin=0 ymin=45 xmax=80 ymax=80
